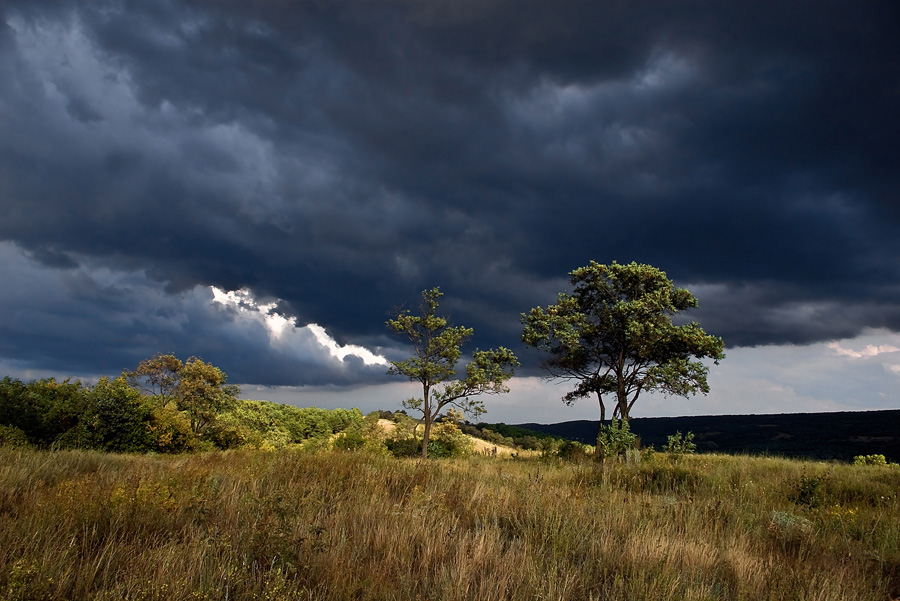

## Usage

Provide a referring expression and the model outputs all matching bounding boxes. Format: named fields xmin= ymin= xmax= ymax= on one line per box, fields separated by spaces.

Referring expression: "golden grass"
xmin=1 ymin=448 xmax=898 ymax=600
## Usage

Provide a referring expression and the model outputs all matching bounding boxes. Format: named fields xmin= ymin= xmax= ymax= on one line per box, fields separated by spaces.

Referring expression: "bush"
xmin=386 ymin=437 xmax=421 ymax=458
xmin=664 ymin=431 xmax=696 ymax=458
xmin=0 ymin=424 xmax=30 ymax=448
xmin=556 ymin=440 xmax=591 ymax=461
xmin=147 ymin=401 xmax=197 ymax=453
xmin=384 ymin=421 xmax=472 ymax=459
xmin=596 ymin=419 xmax=637 ymax=460
xmin=852 ymin=454 xmax=895 ymax=466
xmin=333 ymin=429 xmax=368 ymax=451
xmin=789 ymin=470 xmax=827 ymax=509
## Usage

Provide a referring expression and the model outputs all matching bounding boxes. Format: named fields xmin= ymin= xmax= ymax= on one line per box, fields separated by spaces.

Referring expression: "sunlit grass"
xmin=1 ymin=448 xmax=898 ymax=600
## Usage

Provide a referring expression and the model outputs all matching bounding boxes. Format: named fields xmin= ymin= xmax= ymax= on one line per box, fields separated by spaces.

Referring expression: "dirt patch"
xmin=377 ymin=419 xmax=397 ymax=434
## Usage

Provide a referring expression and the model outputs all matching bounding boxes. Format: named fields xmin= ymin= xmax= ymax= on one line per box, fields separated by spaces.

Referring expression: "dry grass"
xmin=1 ymin=447 xmax=898 ymax=600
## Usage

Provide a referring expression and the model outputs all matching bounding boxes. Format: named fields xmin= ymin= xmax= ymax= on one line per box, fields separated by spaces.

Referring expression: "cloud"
xmin=210 ymin=287 xmax=388 ymax=367
xmin=1 ymin=0 xmax=900 ymax=418
xmin=0 ymin=241 xmax=394 ymax=386
xmin=827 ymin=341 xmax=900 ymax=359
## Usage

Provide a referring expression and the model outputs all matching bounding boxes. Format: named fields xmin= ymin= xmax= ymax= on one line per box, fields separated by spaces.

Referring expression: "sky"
xmin=1 ymin=0 xmax=899 ymax=424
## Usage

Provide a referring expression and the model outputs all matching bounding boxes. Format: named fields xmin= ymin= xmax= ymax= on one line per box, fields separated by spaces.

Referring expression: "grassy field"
xmin=1 ymin=447 xmax=898 ymax=600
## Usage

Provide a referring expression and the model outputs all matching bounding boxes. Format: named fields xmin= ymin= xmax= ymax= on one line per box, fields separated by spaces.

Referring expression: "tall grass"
xmin=1 ymin=447 xmax=898 ymax=600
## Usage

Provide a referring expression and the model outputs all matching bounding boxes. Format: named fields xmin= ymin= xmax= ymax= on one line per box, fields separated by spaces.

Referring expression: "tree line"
xmin=0 ymin=355 xmax=363 ymax=452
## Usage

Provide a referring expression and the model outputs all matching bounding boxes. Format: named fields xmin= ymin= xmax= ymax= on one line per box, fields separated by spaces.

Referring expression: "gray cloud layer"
xmin=1 ymin=0 xmax=899 ymax=384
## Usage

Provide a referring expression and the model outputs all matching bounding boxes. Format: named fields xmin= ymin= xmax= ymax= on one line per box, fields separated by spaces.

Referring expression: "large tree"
xmin=522 ymin=261 xmax=724 ymax=424
xmin=387 ymin=287 xmax=519 ymax=458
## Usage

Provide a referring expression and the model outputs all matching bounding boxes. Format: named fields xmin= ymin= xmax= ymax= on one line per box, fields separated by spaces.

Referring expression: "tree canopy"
xmin=522 ymin=261 xmax=724 ymax=424
xmin=387 ymin=287 xmax=519 ymax=458
xmin=127 ymin=354 xmax=240 ymax=435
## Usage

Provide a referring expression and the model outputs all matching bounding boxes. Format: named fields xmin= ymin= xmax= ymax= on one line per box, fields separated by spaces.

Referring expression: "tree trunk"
xmin=595 ymin=391 xmax=606 ymax=423
xmin=616 ymin=381 xmax=630 ymax=421
xmin=421 ymin=415 xmax=432 ymax=459
xmin=420 ymin=385 xmax=432 ymax=458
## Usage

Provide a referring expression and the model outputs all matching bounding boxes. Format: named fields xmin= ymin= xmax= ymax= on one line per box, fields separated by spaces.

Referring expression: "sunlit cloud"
xmin=827 ymin=341 xmax=900 ymax=359
xmin=210 ymin=287 xmax=388 ymax=366
xmin=306 ymin=324 xmax=388 ymax=366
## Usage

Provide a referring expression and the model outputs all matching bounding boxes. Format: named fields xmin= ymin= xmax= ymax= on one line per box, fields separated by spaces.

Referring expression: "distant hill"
xmin=516 ymin=409 xmax=900 ymax=462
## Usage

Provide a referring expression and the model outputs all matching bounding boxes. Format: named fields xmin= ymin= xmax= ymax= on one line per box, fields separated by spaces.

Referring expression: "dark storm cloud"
xmin=0 ymin=242 xmax=396 ymax=384
xmin=1 ymin=0 xmax=899 ymax=383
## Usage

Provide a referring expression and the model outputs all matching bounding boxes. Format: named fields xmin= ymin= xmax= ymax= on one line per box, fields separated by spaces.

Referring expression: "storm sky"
xmin=1 ymin=0 xmax=898 ymax=423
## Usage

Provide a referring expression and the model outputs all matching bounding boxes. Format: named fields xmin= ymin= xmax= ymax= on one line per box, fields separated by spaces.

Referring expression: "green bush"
xmin=664 ymin=431 xmax=696 ymax=458
xmin=333 ymin=429 xmax=368 ymax=451
xmin=556 ymin=440 xmax=591 ymax=461
xmin=789 ymin=470 xmax=827 ymax=509
xmin=0 ymin=424 xmax=30 ymax=448
xmin=386 ymin=437 xmax=421 ymax=458
xmin=852 ymin=454 xmax=891 ymax=466
xmin=596 ymin=419 xmax=637 ymax=460
xmin=147 ymin=401 xmax=198 ymax=453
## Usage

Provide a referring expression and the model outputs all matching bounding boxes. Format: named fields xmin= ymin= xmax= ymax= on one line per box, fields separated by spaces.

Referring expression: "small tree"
xmin=177 ymin=357 xmax=240 ymax=436
xmin=387 ymin=287 xmax=519 ymax=458
xmin=522 ymin=261 xmax=724 ymax=429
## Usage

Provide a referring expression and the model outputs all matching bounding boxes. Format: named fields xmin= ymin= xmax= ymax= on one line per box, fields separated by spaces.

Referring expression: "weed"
xmin=788 ymin=469 xmax=827 ymax=509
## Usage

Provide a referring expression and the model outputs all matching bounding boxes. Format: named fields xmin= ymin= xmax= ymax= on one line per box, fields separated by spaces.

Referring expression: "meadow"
xmin=2 ymin=447 xmax=898 ymax=601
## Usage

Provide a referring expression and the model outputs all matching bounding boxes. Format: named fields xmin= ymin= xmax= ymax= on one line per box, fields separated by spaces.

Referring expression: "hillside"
xmin=517 ymin=409 xmax=900 ymax=462
xmin=3 ymin=447 xmax=898 ymax=600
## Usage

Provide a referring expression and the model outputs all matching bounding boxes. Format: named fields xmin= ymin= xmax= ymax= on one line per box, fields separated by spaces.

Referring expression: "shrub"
xmin=664 ymin=431 xmax=696 ymax=459
xmin=147 ymin=401 xmax=197 ymax=453
xmin=0 ymin=424 xmax=30 ymax=448
xmin=852 ymin=454 xmax=892 ymax=466
xmin=769 ymin=510 xmax=815 ymax=542
xmin=556 ymin=440 xmax=591 ymax=461
xmin=430 ymin=422 xmax=473 ymax=458
xmin=386 ymin=436 xmax=421 ymax=458
xmin=596 ymin=419 xmax=637 ymax=460
xmin=333 ymin=429 xmax=368 ymax=451
xmin=789 ymin=470 xmax=827 ymax=509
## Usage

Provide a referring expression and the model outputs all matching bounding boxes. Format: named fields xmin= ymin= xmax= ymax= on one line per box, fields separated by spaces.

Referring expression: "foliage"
xmin=126 ymin=353 xmax=183 ymax=401
xmin=334 ymin=413 xmax=386 ymax=453
xmin=83 ymin=376 xmax=156 ymax=452
xmin=555 ymin=440 xmax=592 ymax=461
xmin=0 ymin=424 xmax=29 ymax=448
xmin=464 ymin=422 xmax=561 ymax=450
xmin=0 ymin=359 xmax=366 ymax=454
xmin=333 ymin=428 xmax=368 ymax=451
xmin=853 ymin=454 xmax=897 ymax=467
xmin=664 ymin=430 xmax=697 ymax=458
xmin=385 ymin=420 xmax=473 ymax=458
xmin=125 ymin=354 xmax=240 ymax=437
xmin=789 ymin=470 xmax=828 ymax=509
xmin=176 ymin=357 xmax=240 ymax=435
xmin=522 ymin=261 xmax=725 ymax=426
xmin=146 ymin=400 xmax=197 ymax=453
xmin=385 ymin=436 xmax=423 ymax=458
xmin=596 ymin=418 xmax=638 ymax=460
xmin=387 ymin=287 xmax=518 ymax=458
